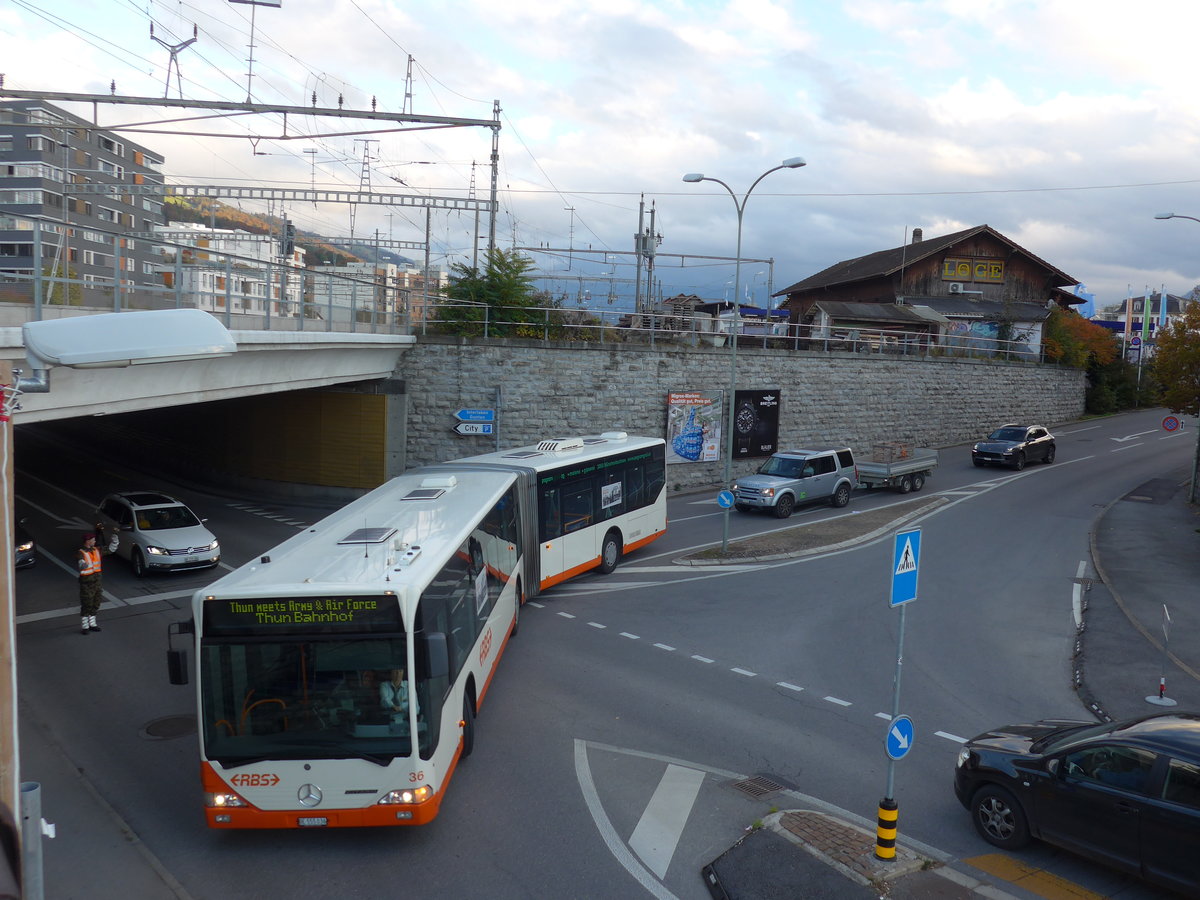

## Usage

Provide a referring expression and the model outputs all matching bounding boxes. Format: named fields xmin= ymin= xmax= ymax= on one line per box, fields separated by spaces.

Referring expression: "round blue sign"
xmin=717 ymin=490 xmax=735 ymax=509
xmin=1163 ymin=416 xmax=1181 ymax=433
xmin=886 ymin=715 xmax=915 ymax=761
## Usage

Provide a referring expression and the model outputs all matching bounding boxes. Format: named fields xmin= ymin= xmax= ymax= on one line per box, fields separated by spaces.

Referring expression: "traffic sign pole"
xmin=877 ymin=529 xmax=921 ymax=861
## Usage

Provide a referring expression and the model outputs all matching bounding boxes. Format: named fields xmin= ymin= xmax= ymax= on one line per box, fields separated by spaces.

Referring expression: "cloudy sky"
xmin=5 ymin=0 xmax=1200 ymax=313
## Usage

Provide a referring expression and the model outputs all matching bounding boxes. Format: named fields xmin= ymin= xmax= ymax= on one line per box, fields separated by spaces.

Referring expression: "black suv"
xmin=955 ymin=712 xmax=1200 ymax=894
xmin=971 ymin=424 xmax=1055 ymax=470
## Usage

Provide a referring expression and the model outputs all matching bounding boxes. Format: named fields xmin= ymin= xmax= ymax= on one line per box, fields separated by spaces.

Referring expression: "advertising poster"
xmin=666 ymin=391 xmax=722 ymax=464
xmin=732 ymin=389 xmax=781 ymax=459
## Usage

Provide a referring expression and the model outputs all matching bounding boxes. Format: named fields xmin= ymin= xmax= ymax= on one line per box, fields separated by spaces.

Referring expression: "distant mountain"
xmin=163 ymin=197 xmax=413 ymax=267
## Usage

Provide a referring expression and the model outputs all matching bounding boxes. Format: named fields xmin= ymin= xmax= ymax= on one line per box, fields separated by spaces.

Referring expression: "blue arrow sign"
xmin=886 ymin=715 xmax=914 ymax=761
xmin=890 ymin=528 xmax=921 ymax=607
xmin=454 ymin=408 xmax=495 ymax=422
xmin=716 ymin=490 xmax=735 ymax=509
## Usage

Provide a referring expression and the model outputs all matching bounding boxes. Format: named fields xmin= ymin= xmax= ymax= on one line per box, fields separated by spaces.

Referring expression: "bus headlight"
xmin=206 ymin=791 xmax=248 ymax=808
xmin=378 ymin=785 xmax=433 ymax=805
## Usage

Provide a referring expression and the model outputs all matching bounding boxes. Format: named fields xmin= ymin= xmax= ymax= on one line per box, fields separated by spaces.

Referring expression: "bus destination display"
xmin=204 ymin=596 xmax=403 ymax=634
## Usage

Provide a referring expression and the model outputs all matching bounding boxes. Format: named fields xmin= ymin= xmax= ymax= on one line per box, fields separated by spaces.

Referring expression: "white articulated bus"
xmin=171 ymin=432 xmax=665 ymax=829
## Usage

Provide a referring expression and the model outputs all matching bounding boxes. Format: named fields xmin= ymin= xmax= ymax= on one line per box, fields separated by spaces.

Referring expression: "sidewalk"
xmin=18 ymin=699 xmax=189 ymax=900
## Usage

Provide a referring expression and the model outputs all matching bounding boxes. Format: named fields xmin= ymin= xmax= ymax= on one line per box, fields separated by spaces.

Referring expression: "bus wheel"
xmin=598 ymin=531 xmax=622 ymax=574
xmin=461 ymin=695 xmax=476 ymax=759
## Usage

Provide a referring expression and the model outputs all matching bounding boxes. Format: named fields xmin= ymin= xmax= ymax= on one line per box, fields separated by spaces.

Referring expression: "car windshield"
xmin=1032 ymin=721 xmax=1118 ymax=754
xmin=137 ymin=505 xmax=201 ymax=530
xmin=988 ymin=428 xmax=1027 ymax=442
xmin=758 ymin=456 xmax=804 ymax=477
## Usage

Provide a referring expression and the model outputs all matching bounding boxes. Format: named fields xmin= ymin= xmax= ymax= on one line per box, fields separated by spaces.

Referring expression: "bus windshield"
xmin=200 ymin=635 xmax=431 ymax=767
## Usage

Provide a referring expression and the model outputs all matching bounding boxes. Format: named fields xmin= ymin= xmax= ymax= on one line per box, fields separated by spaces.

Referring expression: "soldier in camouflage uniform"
xmin=77 ymin=527 xmax=118 ymax=635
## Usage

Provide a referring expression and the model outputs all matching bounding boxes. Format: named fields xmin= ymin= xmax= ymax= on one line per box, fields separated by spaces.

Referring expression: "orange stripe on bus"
xmin=538 ymin=528 xmax=666 ymax=591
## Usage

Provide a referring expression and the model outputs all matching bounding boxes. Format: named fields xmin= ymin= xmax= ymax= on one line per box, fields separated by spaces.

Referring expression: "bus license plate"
xmin=297 ymin=817 xmax=328 ymax=827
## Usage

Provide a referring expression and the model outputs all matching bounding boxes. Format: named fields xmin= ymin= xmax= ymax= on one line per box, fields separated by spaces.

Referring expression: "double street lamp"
xmin=1154 ymin=212 xmax=1200 ymax=502
xmin=683 ymin=157 xmax=807 ymax=551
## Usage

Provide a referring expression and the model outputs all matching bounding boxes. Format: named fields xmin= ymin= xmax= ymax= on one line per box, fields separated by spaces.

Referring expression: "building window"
xmin=97 ymin=136 xmax=124 ymax=157
xmin=95 ymin=206 xmax=117 ymax=223
xmin=26 ymin=136 xmax=56 ymax=153
xmin=0 ymin=136 xmax=11 ymax=152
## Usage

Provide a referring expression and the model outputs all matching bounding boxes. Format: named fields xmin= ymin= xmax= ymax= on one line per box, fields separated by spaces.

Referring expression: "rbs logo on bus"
xmin=230 ymin=773 xmax=281 ymax=787
xmin=479 ymin=627 xmax=493 ymax=665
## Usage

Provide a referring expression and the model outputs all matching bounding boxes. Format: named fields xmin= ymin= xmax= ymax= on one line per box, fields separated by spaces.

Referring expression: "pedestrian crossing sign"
xmin=890 ymin=528 xmax=921 ymax=607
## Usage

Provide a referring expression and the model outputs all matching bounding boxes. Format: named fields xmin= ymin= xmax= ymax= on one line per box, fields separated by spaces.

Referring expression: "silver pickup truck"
xmin=732 ymin=447 xmax=857 ymax=518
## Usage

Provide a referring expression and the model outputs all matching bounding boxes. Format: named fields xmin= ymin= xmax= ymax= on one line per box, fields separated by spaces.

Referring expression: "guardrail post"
xmin=224 ymin=256 xmax=233 ymax=328
xmin=32 ymin=227 xmax=42 ymax=318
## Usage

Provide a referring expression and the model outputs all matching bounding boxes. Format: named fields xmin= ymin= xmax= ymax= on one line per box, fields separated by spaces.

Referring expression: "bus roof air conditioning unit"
xmin=537 ymin=437 xmax=585 ymax=453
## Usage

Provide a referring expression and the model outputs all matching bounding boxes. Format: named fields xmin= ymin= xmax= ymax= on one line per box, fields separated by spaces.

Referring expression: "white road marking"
xmin=731 ymin=668 xmax=756 ymax=677
xmin=653 ymin=643 xmax=675 ymax=651
xmin=1112 ymin=443 xmax=1144 ymax=452
xmin=557 ymin=612 xmax=576 ymax=619
xmin=629 ymin=764 xmax=706 ymax=880
xmin=936 ymin=731 xmax=968 ymax=743
xmin=1072 ymin=560 xmax=1086 ymax=628
xmin=824 ymin=696 xmax=852 ymax=707
xmin=588 ymin=622 xmax=607 ymax=629
xmin=574 ymin=742 xmax=679 ymax=900
xmin=875 ymin=712 xmax=891 ymax=720
xmin=620 ymin=632 xmax=640 ymax=640
xmin=691 ymin=655 xmax=714 ymax=664
xmin=777 ymin=682 xmax=804 ymax=693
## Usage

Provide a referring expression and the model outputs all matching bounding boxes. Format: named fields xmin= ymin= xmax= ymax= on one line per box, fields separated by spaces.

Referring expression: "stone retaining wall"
xmin=399 ymin=336 xmax=1085 ymax=492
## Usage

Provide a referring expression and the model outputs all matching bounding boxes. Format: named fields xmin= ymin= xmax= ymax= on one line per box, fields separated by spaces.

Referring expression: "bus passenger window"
xmin=626 ymin=465 xmax=645 ymax=510
xmin=540 ymin=489 xmax=562 ymax=541
xmin=562 ymin=486 xmax=593 ymax=533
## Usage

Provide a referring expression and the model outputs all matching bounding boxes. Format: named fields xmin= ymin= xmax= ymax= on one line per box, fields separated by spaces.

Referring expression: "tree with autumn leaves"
xmin=1042 ymin=306 xmax=1144 ymax=414
xmin=1150 ymin=301 xmax=1200 ymax=415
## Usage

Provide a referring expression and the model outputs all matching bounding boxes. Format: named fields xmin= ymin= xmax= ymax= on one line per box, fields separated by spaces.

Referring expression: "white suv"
xmin=96 ymin=491 xmax=220 ymax=577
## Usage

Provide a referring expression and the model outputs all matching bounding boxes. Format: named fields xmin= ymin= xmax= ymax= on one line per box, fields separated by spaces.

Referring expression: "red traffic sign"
xmin=1163 ymin=416 xmax=1181 ymax=433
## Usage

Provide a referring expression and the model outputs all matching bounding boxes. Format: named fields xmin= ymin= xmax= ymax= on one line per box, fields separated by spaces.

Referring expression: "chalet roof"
xmin=905 ymin=295 xmax=1052 ymax=322
xmin=774 ymin=225 xmax=1077 ymax=295
xmin=807 ymin=301 xmax=944 ymax=326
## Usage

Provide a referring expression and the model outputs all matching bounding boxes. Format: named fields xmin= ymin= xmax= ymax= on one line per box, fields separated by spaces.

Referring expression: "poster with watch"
xmin=733 ymin=389 xmax=780 ymax=459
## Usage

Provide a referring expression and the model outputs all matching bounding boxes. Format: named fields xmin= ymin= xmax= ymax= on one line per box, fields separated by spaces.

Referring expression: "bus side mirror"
xmin=419 ymin=632 xmax=449 ymax=680
xmin=167 ymin=619 xmax=194 ymax=686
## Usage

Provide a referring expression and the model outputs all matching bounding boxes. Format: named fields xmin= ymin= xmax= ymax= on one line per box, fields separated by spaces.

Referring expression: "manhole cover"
xmin=141 ymin=714 xmax=197 ymax=740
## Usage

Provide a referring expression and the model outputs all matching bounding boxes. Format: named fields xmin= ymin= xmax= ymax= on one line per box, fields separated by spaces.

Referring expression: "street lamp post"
xmin=683 ymin=157 xmax=807 ymax=551
xmin=1153 ymin=213 xmax=1200 ymax=502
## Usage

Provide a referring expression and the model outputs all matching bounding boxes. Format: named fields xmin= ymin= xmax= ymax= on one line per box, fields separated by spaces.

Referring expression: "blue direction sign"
xmin=454 ymin=408 xmax=496 ymax=423
xmin=886 ymin=715 xmax=915 ymax=761
xmin=716 ymin=490 xmax=735 ymax=509
xmin=454 ymin=422 xmax=493 ymax=436
xmin=890 ymin=528 xmax=921 ymax=607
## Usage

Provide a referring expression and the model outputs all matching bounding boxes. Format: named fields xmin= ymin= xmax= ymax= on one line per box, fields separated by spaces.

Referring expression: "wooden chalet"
xmin=774 ymin=225 xmax=1082 ymax=356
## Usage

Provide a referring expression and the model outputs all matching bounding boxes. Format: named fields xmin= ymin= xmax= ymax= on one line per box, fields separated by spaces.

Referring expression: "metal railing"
xmin=0 ymin=223 xmax=1048 ymax=361
xmin=418 ymin=301 xmax=1049 ymax=363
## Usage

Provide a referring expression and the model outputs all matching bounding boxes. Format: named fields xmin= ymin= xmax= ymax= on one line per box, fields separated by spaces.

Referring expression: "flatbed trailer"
xmin=856 ymin=449 xmax=938 ymax=493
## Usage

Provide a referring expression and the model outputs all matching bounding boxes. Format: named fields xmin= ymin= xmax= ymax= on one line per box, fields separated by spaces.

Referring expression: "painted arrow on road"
xmin=1111 ymin=429 xmax=1158 ymax=442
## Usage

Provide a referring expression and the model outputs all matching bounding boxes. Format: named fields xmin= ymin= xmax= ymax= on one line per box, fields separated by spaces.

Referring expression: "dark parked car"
xmin=14 ymin=520 xmax=35 ymax=570
xmin=955 ymin=712 xmax=1200 ymax=894
xmin=971 ymin=424 xmax=1055 ymax=470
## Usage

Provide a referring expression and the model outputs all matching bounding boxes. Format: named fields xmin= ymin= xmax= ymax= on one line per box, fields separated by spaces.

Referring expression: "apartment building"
xmin=0 ymin=99 xmax=166 ymax=306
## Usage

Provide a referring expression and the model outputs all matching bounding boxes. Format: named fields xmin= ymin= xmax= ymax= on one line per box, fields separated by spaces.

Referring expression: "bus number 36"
xmin=409 ymin=771 xmax=425 ymax=783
